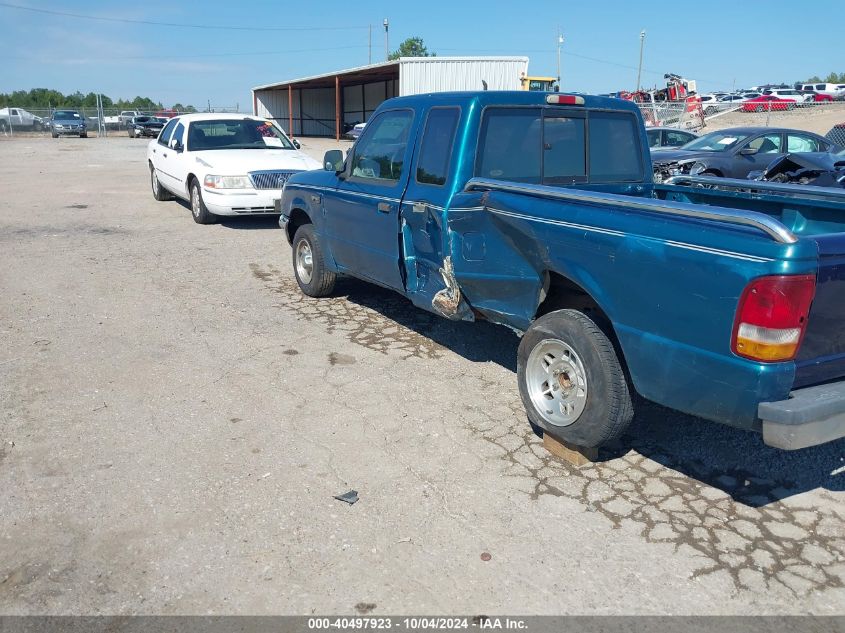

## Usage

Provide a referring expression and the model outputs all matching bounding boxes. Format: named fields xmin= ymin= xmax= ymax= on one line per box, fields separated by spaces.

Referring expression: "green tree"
xmin=825 ymin=71 xmax=840 ymax=83
xmin=388 ymin=36 xmax=434 ymax=60
xmin=806 ymin=75 xmax=822 ymax=83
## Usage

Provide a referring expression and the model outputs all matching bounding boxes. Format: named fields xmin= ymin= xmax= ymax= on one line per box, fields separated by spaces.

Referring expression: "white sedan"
xmin=146 ymin=113 xmax=321 ymax=224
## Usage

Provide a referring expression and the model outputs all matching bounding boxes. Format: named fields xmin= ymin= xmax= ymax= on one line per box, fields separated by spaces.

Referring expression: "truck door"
xmin=323 ymin=108 xmax=417 ymax=291
xmin=398 ymin=107 xmax=462 ymax=303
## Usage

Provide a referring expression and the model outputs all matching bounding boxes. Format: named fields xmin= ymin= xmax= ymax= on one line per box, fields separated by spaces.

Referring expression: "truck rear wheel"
xmin=517 ymin=309 xmax=633 ymax=448
xmin=292 ymin=224 xmax=335 ymax=297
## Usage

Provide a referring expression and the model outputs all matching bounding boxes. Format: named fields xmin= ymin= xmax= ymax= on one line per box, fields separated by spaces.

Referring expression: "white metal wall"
xmin=254 ymin=87 xmax=338 ymax=136
xmin=398 ymin=57 xmax=528 ymax=95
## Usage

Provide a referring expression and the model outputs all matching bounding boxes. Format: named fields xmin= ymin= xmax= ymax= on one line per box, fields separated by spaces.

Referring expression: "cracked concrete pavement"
xmin=0 ymin=136 xmax=843 ymax=615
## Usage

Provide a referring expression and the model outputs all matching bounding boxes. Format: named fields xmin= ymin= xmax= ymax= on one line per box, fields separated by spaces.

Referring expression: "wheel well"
xmin=186 ymin=173 xmax=197 ymax=196
xmin=535 ymin=271 xmax=632 ymax=380
xmin=286 ymin=208 xmax=312 ymax=243
xmin=702 ymin=168 xmax=722 ymax=176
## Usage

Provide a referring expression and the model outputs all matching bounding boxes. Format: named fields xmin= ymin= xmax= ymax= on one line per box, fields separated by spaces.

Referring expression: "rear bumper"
xmin=759 ymin=382 xmax=845 ymax=450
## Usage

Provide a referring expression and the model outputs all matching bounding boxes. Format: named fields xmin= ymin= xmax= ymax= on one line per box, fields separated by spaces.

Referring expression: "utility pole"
xmin=368 ymin=24 xmax=372 ymax=64
xmin=383 ymin=18 xmax=389 ymax=61
xmin=636 ymin=29 xmax=646 ymax=92
xmin=557 ymin=30 xmax=564 ymax=90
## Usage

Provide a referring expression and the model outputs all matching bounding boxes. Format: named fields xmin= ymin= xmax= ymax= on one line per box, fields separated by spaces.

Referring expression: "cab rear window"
xmin=475 ymin=107 xmax=642 ymax=185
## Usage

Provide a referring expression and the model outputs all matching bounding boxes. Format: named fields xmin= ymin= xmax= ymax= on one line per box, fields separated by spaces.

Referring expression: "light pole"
xmin=557 ymin=31 xmax=564 ymax=90
xmin=383 ymin=18 xmax=389 ymax=61
xmin=636 ymin=29 xmax=646 ymax=92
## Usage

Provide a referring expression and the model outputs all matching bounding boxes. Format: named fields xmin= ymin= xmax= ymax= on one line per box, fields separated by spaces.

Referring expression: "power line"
xmin=6 ymin=44 xmax=370 ymax=62
xmin=0 ymin=1 xmax=369 ymax=31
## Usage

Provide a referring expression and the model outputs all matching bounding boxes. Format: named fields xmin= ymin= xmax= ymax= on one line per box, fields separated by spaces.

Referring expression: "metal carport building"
xmin=252 ymin=56 xmax=529 ymax=140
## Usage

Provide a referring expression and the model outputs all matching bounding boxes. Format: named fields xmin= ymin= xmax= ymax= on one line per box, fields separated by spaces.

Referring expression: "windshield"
xmin=187 ymin=119 xmax=295 ymax=151
xmin=54 ymin=110 xmax=80 ymax=119
xmin=680 ymin=131 xmax=751 ymax=152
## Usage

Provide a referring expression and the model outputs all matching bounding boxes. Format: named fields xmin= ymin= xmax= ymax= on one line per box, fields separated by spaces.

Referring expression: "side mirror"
xmin=739 ymin=147 xmax=758 ymax=156
xmin=293 ymin=139 xmax=301 ymax=149
xmin=324 ymin=149 xmax=344 ymax=172
xmin=170 ymin=138 xmax=183 ymax=152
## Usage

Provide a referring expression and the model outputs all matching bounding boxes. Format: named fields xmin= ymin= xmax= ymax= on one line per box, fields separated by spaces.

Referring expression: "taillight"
xmin=732 ymin=275 xmax=815 ymax=362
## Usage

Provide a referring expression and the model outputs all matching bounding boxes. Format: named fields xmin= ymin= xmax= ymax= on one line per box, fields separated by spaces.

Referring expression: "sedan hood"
xmin=190 ymin=149 xmax=321 ymax=173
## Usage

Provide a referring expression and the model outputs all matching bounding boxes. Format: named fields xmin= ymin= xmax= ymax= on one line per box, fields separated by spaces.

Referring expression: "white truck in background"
xmin=103 ymin=110 xmax=141 ymax=128
xmin=0 ymin=107 xmax=45 ymax=131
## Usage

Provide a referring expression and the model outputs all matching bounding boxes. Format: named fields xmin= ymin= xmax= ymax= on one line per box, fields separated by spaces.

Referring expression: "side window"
xmin=416 ymin=108 xmax=460 ymax=186
xmin=588 ymin=112 xmax=642 ymax=182
xmin=171 ymin=122 xmax=185 ymax=147
xmin=646 ymin=129 xmax=661 ymax=148
xmin=475 ymin=108 xmax=541 ymax=184
xmin=816 ymin=84 xmax=826 ymax=91
xmin=349 ymin=109 xmax=413 ymax=183
xmin=747 ymin=134 xmax=782 ymax=153
xmin=665 ymin=130 xmax=693 ymax=147
xmin=543 ymin=114 xmax=586 ymax=184
xmin=158 ymin=118 xmax=178 ymax=146
xmin=787 ymin=134 xmax=823 ymax=153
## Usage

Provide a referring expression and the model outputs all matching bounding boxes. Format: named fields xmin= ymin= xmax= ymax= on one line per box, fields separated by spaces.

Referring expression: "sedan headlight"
xmin=203 ymin=175 xmax=253 ymax=189
xmin=54 ymin=124 xmax=63 ymax=128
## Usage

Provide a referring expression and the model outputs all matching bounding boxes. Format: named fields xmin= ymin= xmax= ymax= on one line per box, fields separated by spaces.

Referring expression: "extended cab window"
xmin=588 ymin=112 xmax=643 ymax=182
xmin=416 ymin=107 xmax=460 ymax=186
xmin=476 ymin=108 xmax=541 ymax=183
xmin=350 ymin=110 xmax=413 ymax=183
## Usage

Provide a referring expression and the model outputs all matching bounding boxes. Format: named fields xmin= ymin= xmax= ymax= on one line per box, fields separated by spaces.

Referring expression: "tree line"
xmin=0 ymin=88 xmax=197 ymax=112
xmin=804 ymin=72 xmax=845 ymax=84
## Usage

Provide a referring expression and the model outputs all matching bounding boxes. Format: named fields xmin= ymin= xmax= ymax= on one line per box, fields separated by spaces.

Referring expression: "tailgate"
xmin=795 ymin=233 xmax=845 ymax=387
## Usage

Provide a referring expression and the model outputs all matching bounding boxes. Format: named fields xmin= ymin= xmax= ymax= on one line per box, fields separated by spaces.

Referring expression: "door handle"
xmin=162 ymin=153 xmax=168 ymax=158
xmin=377 ymin=202 xmax=391 ymax=214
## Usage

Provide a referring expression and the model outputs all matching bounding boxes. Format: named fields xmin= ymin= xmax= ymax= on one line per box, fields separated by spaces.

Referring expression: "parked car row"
xmin=651 ymin=125 xmax=843 ymax=182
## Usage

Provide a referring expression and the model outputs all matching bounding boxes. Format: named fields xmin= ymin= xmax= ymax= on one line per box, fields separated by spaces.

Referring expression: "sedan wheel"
xmin=190 ymin=180 xmax=216 ymax=224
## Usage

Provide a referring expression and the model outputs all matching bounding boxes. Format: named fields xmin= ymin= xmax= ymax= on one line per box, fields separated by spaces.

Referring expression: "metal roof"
xmin=252 ymin=56 xmax=530 ymax=92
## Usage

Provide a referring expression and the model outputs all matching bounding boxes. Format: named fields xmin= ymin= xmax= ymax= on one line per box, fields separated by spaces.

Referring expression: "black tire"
xmin=128 ymin=129 xmax=134 ymax=138
xmin=755 ymin=105 xmax=764 ymax=113
xmin=150 ymin=164 xmax=171 ymax=201
xmin=51 ymin=130 xmax=58 ymax=138
xmin=189 ymin=179 xmax=216 ymax=224
xmin=291 ymin=224 xmax=336 ymax=297
xmin=517 ymin=309 xmax=633 ymax=448
xmin=80 ymin=132 xmax=87 ymax=138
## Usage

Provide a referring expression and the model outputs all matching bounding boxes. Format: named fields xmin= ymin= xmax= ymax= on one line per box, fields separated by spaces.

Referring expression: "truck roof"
xmin=383 ymin=91 xmax=642 ymax=115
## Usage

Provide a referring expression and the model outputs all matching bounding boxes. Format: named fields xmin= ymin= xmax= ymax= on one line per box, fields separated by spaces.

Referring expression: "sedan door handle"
xmin=162 ymin=153 xmax=168 ymax=158
xmin=377 ymin=202 xmax=391 ymax=214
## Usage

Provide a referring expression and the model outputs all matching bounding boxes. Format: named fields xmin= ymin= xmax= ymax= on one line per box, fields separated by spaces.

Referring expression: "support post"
xmin=335 ymin=75 xmax=340 ymax=142
xmin=288 ymin=84 xmax=293 ymax=138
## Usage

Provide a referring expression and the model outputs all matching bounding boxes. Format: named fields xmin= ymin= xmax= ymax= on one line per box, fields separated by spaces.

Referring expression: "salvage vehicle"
xmin=278 ymin=90 xmax=845 ymax=451
xmin=651 ymin=127 xmax=835 ymax=182
xmin=128 ymin=115 xmax=165 ymax=138
xmin=48 ymin=110 xmax=87 ymax=137
xmin=0 ymin=107 xmax=45 ymax=132
xmin=752 ymin=148 xmax=845 ymax=188
xmin=147 ymin=113 xmax=320 ymax=223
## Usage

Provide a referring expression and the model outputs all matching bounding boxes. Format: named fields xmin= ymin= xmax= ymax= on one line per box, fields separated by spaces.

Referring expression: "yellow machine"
xmin=520 ymin=76 xmax=558 ymax=91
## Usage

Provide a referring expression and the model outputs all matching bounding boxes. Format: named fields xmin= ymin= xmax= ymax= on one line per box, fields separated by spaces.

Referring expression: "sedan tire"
xmin=189 ymin=179 xmax=216 ymax=225
xmin=150 ymin=164 xmax=172 ymax=201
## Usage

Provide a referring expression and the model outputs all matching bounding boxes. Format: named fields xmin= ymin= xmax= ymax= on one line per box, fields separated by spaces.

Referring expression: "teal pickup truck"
xmin=278 ymin=91 xmax=845 ymax=451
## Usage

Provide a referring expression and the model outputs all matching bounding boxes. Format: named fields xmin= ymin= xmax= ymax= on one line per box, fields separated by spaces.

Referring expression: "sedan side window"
xmin=170 ymin=122 xmax=185 ymax=148
xmin=787 ymin=134 xmax=822 ymax=153
xmin=747 ymin=134 xmax=782 ymax=154
xmin=349 ymin=110 xmax=414 ymax=183
xmin=158 ymin=118 xmax=178 ymax=146
xmin=665 ymin=131 xmax=694 ymax=147
xmin=646 ymin=129 xmax=661 ymax=148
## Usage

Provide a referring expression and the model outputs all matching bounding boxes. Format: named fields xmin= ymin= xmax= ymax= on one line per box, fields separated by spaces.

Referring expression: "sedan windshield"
xmin=680 ymin=131 xmax=751 ymax=152
xmin=187 ymin=119 xmax=295 ymax=150
xmin=54 ymin=110 xmax=80 ymax=119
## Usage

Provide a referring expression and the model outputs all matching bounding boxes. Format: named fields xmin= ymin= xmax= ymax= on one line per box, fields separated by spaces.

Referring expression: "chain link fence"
xmin=1 ymin=106 xmax=246 ymax=138
xmin=638 ymin=100 xmax=845 ymax=139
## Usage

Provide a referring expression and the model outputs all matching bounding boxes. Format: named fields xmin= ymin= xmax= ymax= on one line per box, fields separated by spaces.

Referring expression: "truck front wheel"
xmin=292 ymin=224 xmax=336 ymax=297
xmin=517 ymin=309 xmax=633 ymax=448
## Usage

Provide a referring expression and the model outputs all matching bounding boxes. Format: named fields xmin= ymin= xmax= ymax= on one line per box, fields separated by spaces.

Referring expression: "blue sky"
xmin=1 ymin=0 xmax=842 ymax=108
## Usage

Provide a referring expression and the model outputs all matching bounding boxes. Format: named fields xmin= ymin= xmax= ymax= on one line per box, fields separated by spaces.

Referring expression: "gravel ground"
xmin=0 ymin=136 xmax=843 ymax=615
